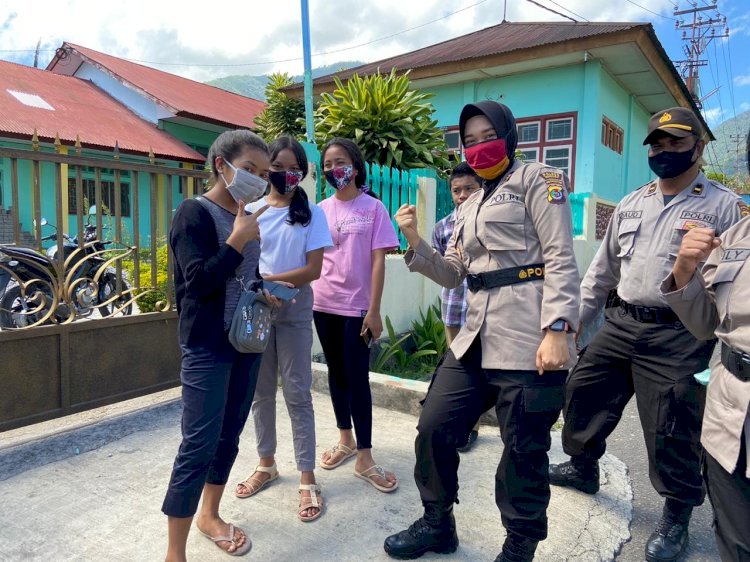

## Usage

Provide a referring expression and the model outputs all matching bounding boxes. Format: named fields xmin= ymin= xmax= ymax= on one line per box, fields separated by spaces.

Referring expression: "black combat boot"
xmin=384 ymin=503 xmax=458 ymax=559
xmin=645 ymin=499 xmax=692 ymax=562
xmin=493 ymin=532 xmax=539 ymax=562
xmin=548 ymin=457 xmax=600 ymax=495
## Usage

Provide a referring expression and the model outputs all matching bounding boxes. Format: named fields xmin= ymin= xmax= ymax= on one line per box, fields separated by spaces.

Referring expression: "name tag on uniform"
xmin=619 ymin=210 xmax=643 ymax=220
xmin=486 ymin=192 xmax=523 ymax=207
xmin=721 ymin=248 xmax=750 ymax=262
xmin=679 ymin=211 xmax=717 ymax=225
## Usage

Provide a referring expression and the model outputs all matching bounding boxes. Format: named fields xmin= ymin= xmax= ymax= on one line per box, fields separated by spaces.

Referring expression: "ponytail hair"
xmin=269 ymin=136 xmax=312 ymax=227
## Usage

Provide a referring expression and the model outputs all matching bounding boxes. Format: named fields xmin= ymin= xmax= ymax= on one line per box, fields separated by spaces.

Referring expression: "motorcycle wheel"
xmin=0 ymin=285 xmax=51 ymax=328
xmin=97 ymin=272 xmax=133 ymax=317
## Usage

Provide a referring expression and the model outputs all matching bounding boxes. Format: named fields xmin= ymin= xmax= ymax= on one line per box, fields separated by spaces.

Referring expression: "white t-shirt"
xmin=247 ymin=199 xmax=333 ymax=276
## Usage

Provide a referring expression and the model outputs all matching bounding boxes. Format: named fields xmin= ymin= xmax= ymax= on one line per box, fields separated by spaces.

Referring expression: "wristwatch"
xmin=548 ymin=319 xmax=570 ymax=333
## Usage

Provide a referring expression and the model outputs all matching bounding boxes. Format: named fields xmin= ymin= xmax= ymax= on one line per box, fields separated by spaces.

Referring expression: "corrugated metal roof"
xmin=51 ymin=43 xmax=265 ymax=129
xmin=0 ymin=60 xmax=205 ymax=162
xmin=306 ymin=21 xmax=646 ymax=86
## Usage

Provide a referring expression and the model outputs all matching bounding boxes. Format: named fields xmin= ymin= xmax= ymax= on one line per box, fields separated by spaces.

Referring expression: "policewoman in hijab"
xmin=384 ymin=101 xmax=580 ymax=562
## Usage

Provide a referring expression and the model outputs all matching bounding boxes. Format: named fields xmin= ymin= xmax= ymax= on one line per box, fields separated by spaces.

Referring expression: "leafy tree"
xmin=314 ymin=69 xmax=450 ymax=171
xmin=254 ymin=73 xmax=306 ymax=142
xmin=705 ymin=170 xmax=750 ymax=194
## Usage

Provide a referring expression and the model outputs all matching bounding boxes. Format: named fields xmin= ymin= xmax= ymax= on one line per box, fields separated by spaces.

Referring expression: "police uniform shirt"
xmin=580 ymin=171 xmax=744 ymax=327
xmin=661 ymin=216 xmax=750 ymax=477
xmin=405 ymin=160 xmax=580 ymax=371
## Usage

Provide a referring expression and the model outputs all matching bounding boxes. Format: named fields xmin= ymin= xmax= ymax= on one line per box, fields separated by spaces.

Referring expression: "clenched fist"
xmin=672 ymin=227 xmax=721 ymax=289
xmin=395 ymin=204 xmax=421 ymax=248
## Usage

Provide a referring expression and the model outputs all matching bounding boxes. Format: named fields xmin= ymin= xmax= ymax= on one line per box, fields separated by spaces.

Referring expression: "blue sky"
xmin=1 ymin=0 xmax=748 ymax=127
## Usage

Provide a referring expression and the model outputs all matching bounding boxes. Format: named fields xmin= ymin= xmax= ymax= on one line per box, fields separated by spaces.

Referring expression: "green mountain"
xmin=706 ymin=109 xmax=750 ymax=178
xmin=205 ymin=61 xmax=365 ymax=101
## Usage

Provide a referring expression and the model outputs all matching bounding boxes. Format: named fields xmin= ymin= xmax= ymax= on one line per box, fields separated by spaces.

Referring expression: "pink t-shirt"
xmin=313 ymin=193 xmax=399 ymax=317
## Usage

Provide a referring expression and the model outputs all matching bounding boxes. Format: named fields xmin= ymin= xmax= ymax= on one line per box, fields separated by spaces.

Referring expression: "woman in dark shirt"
xmin=162 ymin=130 xmax=272 ymax=561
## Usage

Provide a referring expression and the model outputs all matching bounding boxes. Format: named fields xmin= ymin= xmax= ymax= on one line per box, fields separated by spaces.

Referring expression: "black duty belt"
xmin=720 ymin=343 xmax=750 ymax=382
xmin=466 ymin=263 xmax=544 ymax=292
xmin=619 ymin=300 xmax=679 ymax=324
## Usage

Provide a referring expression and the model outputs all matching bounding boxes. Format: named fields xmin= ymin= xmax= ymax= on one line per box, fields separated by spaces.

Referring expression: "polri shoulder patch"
xmin=739 ymin=200 xmax=750 ymax=218
xmin=541 ymin=171 xmax=566 ymax=204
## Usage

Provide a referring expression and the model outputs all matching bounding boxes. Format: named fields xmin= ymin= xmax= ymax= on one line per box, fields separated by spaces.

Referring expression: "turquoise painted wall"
xmin=424 ymin=62 xmax=656 ymax=203
xmin=159 ymin=120 xmax=219 ymax=157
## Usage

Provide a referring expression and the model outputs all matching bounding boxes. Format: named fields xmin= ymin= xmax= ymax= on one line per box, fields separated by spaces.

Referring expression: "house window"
xmin=516 ymin=112 xmax=577 ymax=188
xmin=68 ymin=178 xmax=131 ymax=217
xmin=544 ymin=146 xmax=572 ymax=177
xmin=517 ymin=122 xmax=540 ymax=144
xmin=602 ymin=116 xmax=624 ymax=154
xmin=518 ymin=148 xmax=539 ymax=162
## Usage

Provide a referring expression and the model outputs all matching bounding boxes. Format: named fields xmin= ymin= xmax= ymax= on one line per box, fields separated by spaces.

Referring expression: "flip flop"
xmin=298 ymin=483 xmax=324 ymax=522
xmin=319 ymin=443 xmax=356 ymax=470
xmin=235 ymin=464 xmax=279 ymax=498
xmin=199 ymin=523 xmax=252 ymax=556
xmin=354 ymin=464 xmax=399 ymax=493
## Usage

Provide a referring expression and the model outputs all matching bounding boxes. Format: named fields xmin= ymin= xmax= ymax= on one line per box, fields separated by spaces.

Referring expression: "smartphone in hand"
xmin=362 ymin=328 xmax=374 ymax=348
xmin=262 ymin=280 xmax=299 ymax=301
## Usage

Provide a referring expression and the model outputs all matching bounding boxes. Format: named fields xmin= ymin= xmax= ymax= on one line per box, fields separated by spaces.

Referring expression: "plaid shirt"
xmin=431 ymin=209 xmax=468 ymax=328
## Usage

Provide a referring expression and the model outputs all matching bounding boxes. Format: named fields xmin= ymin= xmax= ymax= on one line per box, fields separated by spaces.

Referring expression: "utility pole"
xmin=300 ymin=0 xmax=315 ymax=143
xmin=672 ymin=2 xmax=729 ymax=109
xmin=729 ymin=133 xmax=744 ymax=178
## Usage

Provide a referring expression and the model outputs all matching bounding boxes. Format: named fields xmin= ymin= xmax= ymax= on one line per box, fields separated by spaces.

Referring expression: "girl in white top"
xmin=235 ymin=136 xmax=332 ymax=522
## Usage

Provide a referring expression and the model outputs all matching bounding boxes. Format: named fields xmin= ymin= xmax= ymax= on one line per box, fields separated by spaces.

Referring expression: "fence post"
xmin=416 ymin=176 xmax=437 ymax=243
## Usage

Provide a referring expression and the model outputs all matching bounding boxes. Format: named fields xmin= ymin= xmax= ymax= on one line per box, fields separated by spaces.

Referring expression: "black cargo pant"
xmin=562 ymin=307 xmax=714 ymax=506
xmin=416 ymin=337 xmax=566 ymax=542
xmin=704 ymin=437 xmax=750 ymax=562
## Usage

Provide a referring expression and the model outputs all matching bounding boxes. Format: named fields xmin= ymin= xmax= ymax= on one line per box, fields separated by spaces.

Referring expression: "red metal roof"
xmin=48 ymin=43 xmax=265 ymax=129
xmin=0 ymin=60 xmax=205 ymax=162
xmin=300 ymin=21 xmax=646 ymax=87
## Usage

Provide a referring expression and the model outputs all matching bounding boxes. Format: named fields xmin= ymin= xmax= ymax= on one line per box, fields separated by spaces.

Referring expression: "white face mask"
xmin=221 ymin=160 xmax=268 ymax=204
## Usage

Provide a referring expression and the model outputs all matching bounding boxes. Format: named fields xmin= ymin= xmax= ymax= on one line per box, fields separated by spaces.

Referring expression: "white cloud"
xmin=702 ymin=107 xmax=724 ymax=125
xmin=0 ymin=0 xmax=680 ymax=82
xmin=735 ymin=74 xmax=750 ymax=86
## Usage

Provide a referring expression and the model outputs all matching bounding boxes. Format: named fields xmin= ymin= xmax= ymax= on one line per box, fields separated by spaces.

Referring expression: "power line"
xmin=1 ymin=0 xmax=491 ymax=69
xmin=624 ymin=0 xmax=675 ymax=20
xmin=544 ymin=0 xmax=590 ymax=21
xmin=525 ymin=0 xmax=577 ymax=22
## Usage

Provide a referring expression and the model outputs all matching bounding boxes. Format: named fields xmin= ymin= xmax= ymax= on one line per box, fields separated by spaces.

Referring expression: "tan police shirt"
xmin=580 ymin=171 xmax=744 ymax=327
xmin=405 ymin=160 xmax=580 ymax=371
xmin=661 ymin=216 xmax=750 ymax=477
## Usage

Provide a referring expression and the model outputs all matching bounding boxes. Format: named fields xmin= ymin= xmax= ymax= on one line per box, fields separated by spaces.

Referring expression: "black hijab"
xmin=458 ymin=101 xmax=518 ymax=186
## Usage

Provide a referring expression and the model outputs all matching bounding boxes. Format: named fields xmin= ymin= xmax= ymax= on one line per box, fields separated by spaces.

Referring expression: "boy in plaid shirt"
xmin=431 ymin=162 xmax=482 ymax=452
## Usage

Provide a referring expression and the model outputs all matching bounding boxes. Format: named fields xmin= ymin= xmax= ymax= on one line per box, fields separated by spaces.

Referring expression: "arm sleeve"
xmin=661 ymin=246 xmax=721 ymax=340
xmin=579 ymin=205 xmax=623 ymax=326
xmin=525 ymin=167 xmax=580 ymax=331
xmin=170 ymin=200 xmax=243 ymax=300
xmin=404 ymin=221 xmax=467 ymax=290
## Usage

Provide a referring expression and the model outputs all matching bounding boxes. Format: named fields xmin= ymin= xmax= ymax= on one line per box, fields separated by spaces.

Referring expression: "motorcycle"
xmin=0 ymin=208 xmax=134 ymax=328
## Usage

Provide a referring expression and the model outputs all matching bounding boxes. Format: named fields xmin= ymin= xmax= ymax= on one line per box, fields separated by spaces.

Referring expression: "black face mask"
xmin=648 ymin=146 xmax=697 ymax=179
xmin=268 ymin=170 xmax=303 ymax=194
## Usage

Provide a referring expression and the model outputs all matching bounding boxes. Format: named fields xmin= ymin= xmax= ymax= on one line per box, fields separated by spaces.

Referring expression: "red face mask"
xmin=464 ymin=138 xmax=509 ymax=180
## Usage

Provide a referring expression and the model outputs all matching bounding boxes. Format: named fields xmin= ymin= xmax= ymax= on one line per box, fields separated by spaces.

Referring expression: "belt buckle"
xmin=467 ymin=273 xmax=483 ymax=292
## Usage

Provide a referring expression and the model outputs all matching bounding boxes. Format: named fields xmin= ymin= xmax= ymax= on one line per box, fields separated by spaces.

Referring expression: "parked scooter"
xmin=0 ymin=208 xmax=133 ymax=328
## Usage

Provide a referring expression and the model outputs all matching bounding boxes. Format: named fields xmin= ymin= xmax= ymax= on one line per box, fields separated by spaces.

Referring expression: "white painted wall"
xmin=75 ymin=62 xmax=174 ymax=124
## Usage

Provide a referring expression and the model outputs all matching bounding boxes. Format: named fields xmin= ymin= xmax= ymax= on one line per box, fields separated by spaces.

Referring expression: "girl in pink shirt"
xmin=313 ymin=138 xmax=400 ymax=493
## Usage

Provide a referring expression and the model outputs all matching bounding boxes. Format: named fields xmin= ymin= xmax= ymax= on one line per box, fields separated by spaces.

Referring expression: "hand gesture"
xmin=395 ymin=204 xmax=420 ymax=247
xmin=362 ymin=310 xmax=383 ymax=340
xmin=227 ymin=201 xmax=268 ymax=251
xmin=536 ymin=331 xmax=570 ymax=375
xmin=672 ymin=227 xmax=720 ymax=289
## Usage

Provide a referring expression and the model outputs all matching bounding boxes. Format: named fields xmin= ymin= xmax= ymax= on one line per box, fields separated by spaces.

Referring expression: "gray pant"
xmin=251 ymin=285 xmax=316 ymax=472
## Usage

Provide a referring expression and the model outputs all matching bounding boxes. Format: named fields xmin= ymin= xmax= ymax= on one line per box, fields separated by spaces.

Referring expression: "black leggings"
xmin=313 ymin=311 xmax=372 ymax=449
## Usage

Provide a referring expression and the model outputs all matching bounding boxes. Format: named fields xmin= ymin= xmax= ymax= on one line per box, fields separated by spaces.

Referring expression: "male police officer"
xmin=550 ymin=107 xmax=746 ymax=562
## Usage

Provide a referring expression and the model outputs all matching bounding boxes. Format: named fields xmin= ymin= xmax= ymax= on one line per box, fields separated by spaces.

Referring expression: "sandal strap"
xmin=253 ymin=463 xmax=278 ymax=475
xmin=209 ymin=523 xmax=237 ymax=545
xmin=360 ymin=464 xmax=387 ymax=479
xmin=329 ymin=443 xmax=355 ymax=455
xmin=299 ymin=484 xmax=322 ymax=508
